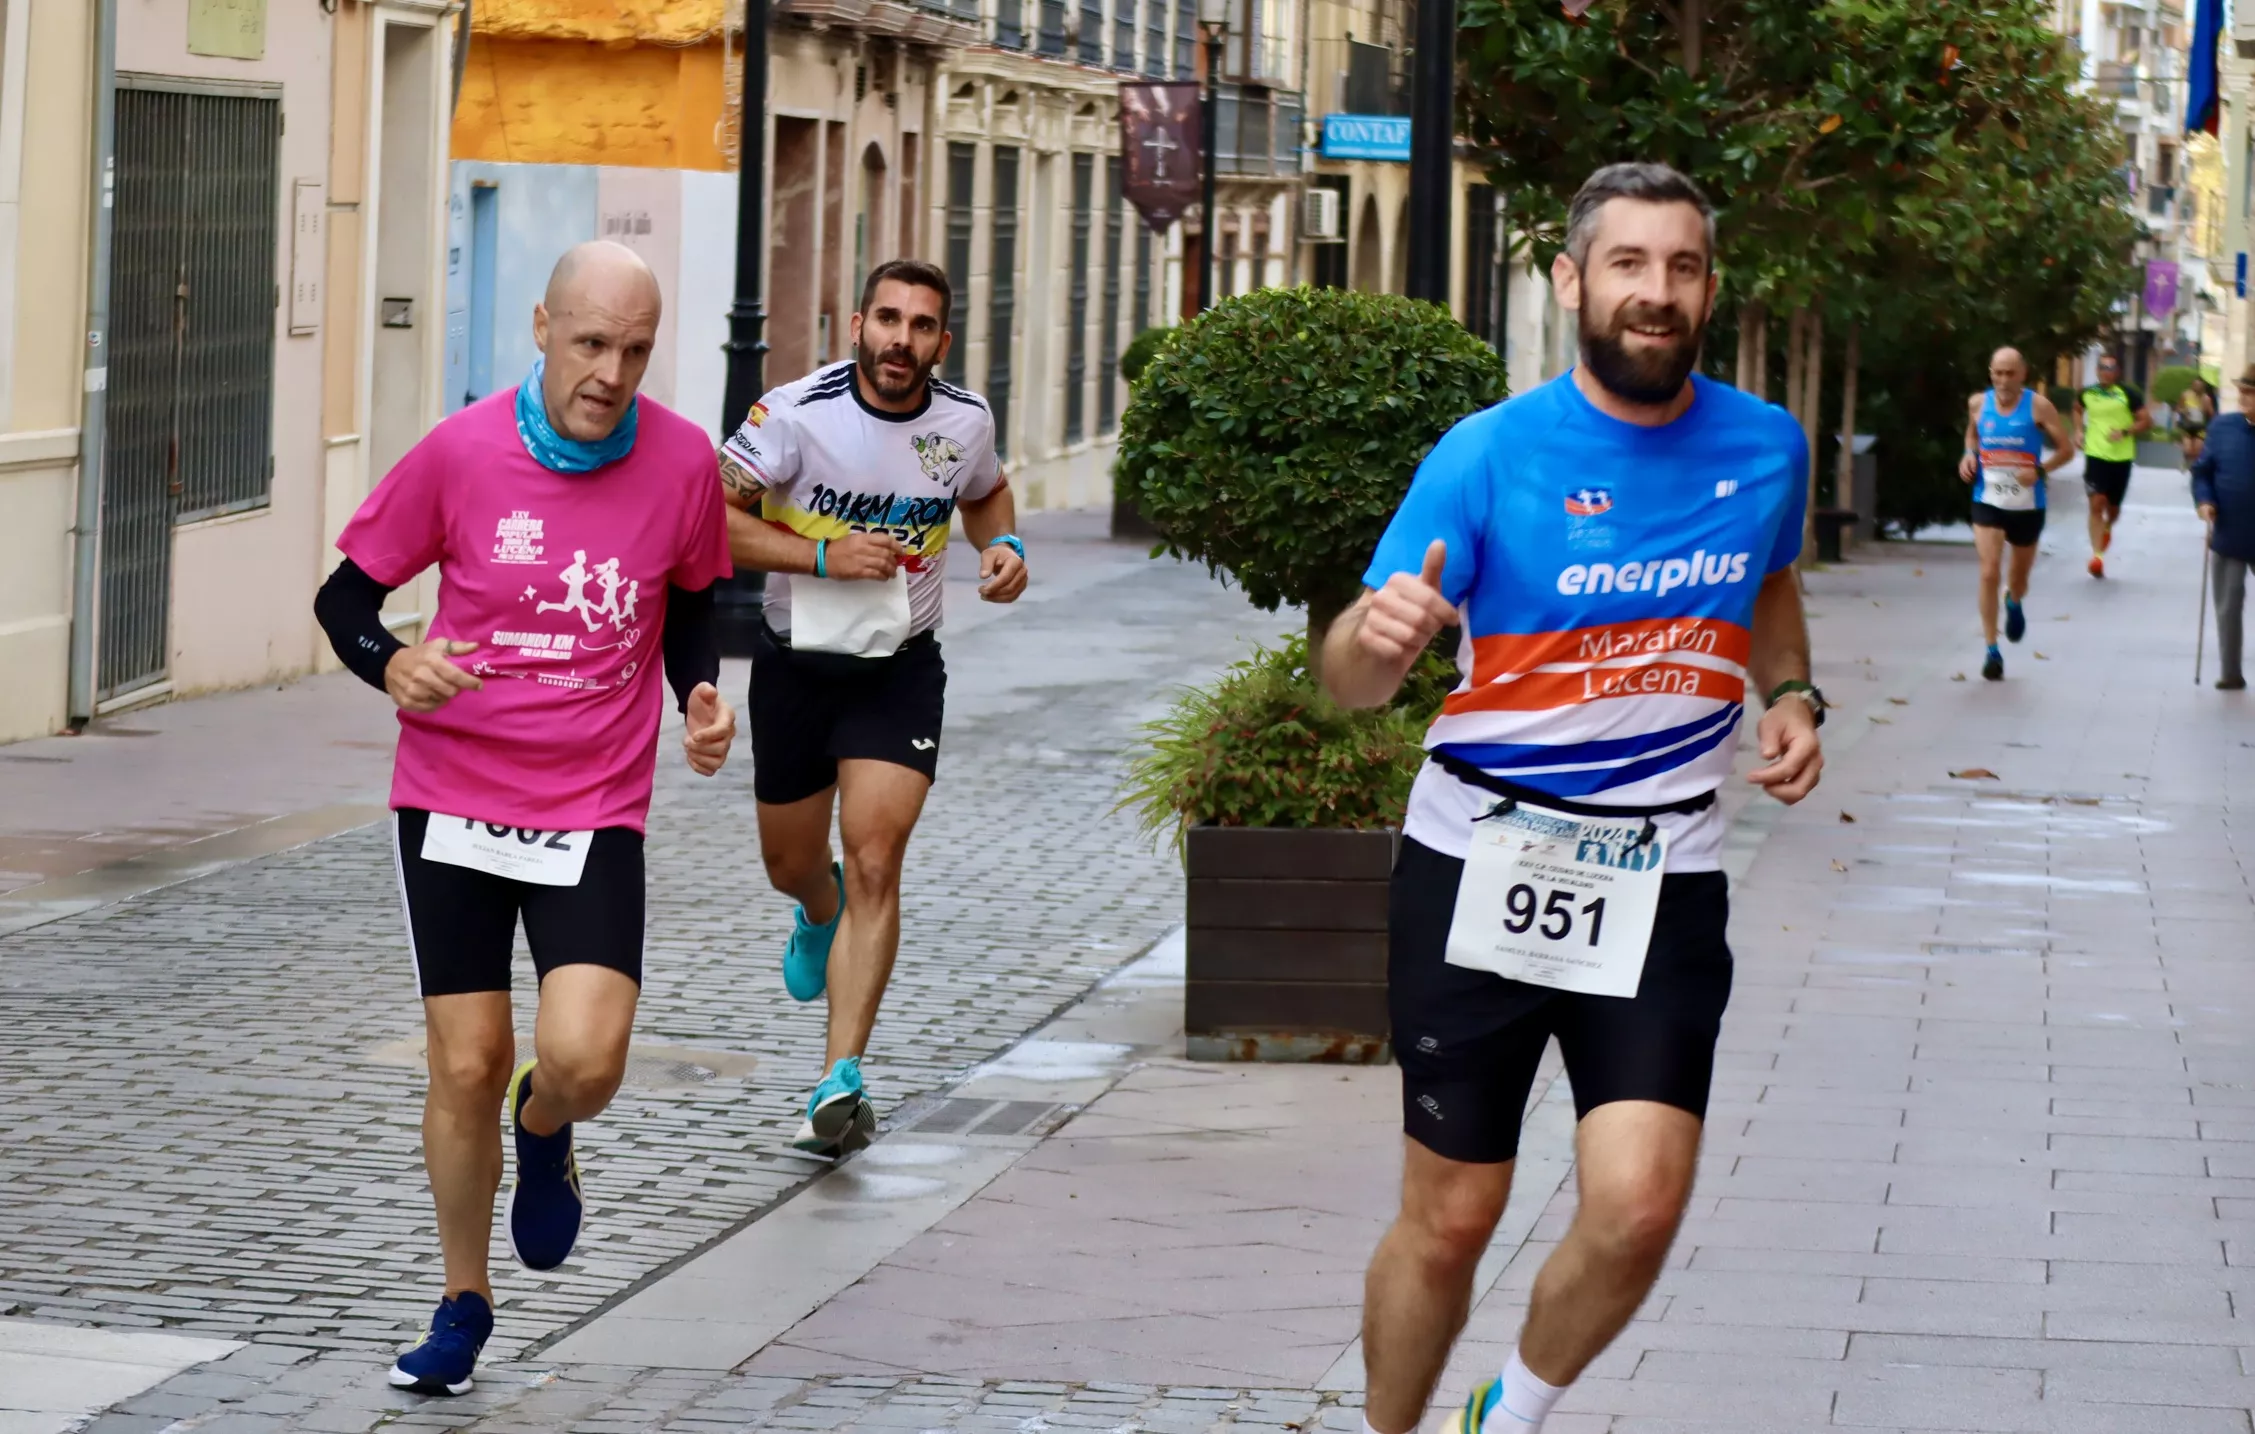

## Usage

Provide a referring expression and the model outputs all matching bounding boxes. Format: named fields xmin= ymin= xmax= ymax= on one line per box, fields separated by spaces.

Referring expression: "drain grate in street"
xmin=896 ymin=1096 xmax=1066 ymax=1137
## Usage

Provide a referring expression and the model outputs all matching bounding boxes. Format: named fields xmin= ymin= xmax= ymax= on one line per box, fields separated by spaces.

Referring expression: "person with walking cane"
xmin=2190 ymin=365 xmax=2255 ymax=691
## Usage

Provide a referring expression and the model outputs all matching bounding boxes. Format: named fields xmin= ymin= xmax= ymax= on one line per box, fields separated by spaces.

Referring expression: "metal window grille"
xmin=944 ymin=144 xmax=976 ymax=385
xmin=1066 ymin=153 xmax=1092 ymax=444
xmin=101 ymin=78 xmax=281 ymax=702
xmin=989 ymin=147 xmax=1020 ymax=458
xmin=1099 ymin=162 xmax=1123 ymax=433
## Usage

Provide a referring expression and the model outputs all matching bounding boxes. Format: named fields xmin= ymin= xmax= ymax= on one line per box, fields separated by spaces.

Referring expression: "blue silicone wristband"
xmin=815 ymin=539 xmax=828 ymax=578
xmin=987 ymin=534 xmax=1025 ymax=560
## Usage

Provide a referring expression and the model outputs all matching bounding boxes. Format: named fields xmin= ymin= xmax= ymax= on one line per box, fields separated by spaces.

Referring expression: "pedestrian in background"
xmin=2191 ymin=365 xmax=2255 ymax=691
xmin=2182 ymin=379 xmax=2214 ymax=464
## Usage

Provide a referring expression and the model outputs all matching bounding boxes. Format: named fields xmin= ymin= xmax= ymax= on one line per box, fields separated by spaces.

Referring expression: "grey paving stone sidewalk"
xmin=0 ymin=535 xmax=1272 ymax=1365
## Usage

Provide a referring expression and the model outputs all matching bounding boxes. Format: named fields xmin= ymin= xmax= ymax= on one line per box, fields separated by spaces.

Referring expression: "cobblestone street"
xmin=0 ymin=516 xmax=1273 ymax=1367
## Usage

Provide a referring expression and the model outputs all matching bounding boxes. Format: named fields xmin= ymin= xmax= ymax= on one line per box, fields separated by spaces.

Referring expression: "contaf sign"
xmin=1321 ymin=114 xmax=1411 ymax=162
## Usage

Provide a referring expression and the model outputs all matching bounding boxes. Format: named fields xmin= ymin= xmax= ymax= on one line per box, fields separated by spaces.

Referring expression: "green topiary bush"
xmin=2151 ymin=365 xmax=2202 ymax=412
xmin=1119 ymin=634 xmax=1458 ymax=849
xmin=1119 ymin=324 xmax=1174 ymax=385
xmin=1117 ymin=287 xmax=1509 ymax=643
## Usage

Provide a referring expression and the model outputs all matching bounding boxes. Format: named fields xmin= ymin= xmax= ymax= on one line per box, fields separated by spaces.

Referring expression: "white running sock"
xmin=1488 ymin=1349 xmax=1566 ymax=1431
xmin=1362 ymin=1417 xmax=1389 ymax=1434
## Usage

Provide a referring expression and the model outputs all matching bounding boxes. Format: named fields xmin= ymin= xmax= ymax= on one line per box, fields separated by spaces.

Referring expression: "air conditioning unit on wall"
xmin=1302 ymin=187 xmax=1343 ymax=241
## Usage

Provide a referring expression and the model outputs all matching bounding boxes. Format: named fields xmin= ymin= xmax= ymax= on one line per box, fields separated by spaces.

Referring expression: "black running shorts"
xmin=747 ymin=621 xmax=947 ymax=806
xmin=1389 ymin=836 xmax=1734 ymax=1165
xmin=1971 ymin=503 xmax=2046 ymax=549
xmin=391 ymin=808 xmax=645 ymax=998
xmin=2083 ymin=458 xmax=2133 ymax=508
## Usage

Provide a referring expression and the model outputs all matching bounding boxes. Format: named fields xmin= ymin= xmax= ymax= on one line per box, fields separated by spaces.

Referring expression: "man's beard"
xmin=858 ymin=336 xmax=936 ymax=401
xmin=1580 ymin=300 xmax=1704 ymax=405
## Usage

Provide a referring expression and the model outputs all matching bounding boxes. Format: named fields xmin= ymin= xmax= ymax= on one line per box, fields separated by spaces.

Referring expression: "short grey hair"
xmin=1564 ymin=162 xmax=1716 ymax=271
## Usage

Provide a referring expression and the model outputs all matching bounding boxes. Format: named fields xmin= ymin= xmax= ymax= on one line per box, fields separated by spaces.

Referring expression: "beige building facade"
xmin=0 ymin=0 xmax=459 ymax=745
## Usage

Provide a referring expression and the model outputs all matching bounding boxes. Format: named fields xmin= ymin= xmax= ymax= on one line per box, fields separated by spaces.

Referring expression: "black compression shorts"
xmin=1971 ymin=503 xmax=2046 ymax=549
xmin=391 ymin=808 xmax=645 ymax=997
xmin=747 ymin=621 xmax=947 ymax=805
xmin=1388 ymin=836 xmax=1734 ymax=1164
xmin=2083 ymin=458 xmax=2133 ymax=508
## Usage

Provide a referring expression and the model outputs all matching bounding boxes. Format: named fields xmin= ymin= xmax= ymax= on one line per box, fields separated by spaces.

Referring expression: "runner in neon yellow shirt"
xmin=2073 ymin=354 xmax=2150 ymax=578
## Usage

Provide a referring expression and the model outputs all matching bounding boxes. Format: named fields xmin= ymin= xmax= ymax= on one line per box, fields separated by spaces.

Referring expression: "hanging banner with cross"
xmin=1118 ymin=82 xmax=1204 ymax=232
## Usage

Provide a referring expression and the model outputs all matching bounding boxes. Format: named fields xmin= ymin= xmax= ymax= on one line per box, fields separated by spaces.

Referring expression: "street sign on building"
xmin=1320 ymin=115 xmax=1411 ymax=163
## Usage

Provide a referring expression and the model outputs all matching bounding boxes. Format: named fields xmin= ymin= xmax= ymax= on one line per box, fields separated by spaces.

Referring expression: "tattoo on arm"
xmin=718 ymin=452 xmax=766 ymax=511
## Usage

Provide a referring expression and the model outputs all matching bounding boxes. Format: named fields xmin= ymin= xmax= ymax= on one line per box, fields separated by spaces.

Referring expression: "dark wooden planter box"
xmin=1184 ymin=825 xmax=1396 ymax=1063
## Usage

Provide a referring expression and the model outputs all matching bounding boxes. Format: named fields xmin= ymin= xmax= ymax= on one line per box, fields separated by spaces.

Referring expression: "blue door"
xmin=467 ymin=182 xmax=500 ymax=403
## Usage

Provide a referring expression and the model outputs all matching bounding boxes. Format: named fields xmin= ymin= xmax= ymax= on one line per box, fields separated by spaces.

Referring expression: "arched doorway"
xmin=1352 ymin=195 xmax=1382 ymax=292
xmin=856 ymin=142 xmax=888 ymax=285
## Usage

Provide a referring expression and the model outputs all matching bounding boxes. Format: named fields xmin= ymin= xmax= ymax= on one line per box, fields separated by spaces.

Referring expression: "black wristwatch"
xmin=1766 ymin=679 xmax=1826 ymax=728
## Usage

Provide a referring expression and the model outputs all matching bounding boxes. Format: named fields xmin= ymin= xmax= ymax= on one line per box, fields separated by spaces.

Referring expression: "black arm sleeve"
xmin=314 ymin=558 xmax=405 ymax=693
xmin=662 ymin=583 xmax=720 ymax=714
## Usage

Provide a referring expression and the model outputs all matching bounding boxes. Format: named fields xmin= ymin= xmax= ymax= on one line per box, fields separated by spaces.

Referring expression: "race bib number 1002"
xmin=1443 ymin=802 xmax=1667 ymax=998
xmin=421 ymin=813 xmax=593 ymax=887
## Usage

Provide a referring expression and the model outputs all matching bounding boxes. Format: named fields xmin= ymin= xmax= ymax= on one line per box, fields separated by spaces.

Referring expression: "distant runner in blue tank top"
xmin=1956 ymin=347 xmax=2075 ymax=681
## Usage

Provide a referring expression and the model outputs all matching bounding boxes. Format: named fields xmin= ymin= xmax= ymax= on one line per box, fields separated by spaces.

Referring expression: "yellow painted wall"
xmin=451 ymin=34 xmax=731 ymax=170
xmin=473 ymin=0 xmax=725 ymax=45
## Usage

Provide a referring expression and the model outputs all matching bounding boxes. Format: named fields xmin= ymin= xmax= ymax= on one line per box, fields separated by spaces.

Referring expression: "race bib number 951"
xmin=421 ymin=813 xmax=593 ymax=887
xmin=1443 ymin=802 xmax=1667 ymax=998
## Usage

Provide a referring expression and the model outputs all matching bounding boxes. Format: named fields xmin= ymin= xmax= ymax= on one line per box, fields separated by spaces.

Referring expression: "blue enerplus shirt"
xmin=1364 ymin=372 xmax=1807 ymax=872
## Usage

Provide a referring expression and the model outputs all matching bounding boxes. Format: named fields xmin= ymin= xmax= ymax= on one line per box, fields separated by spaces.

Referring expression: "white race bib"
xmin=790 ymin=570 xmax=914 ymax=658
xmin=1444 ymin=800 xmax=1668 ymax=998
xmin=1980 ymin=465 xmax=2039 ymax=511
xmin=421 ymin=813 xmax=593 ymax=887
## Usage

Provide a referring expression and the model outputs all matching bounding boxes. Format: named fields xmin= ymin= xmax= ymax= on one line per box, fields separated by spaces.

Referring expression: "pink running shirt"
xmin=337 ymin=389 xmax=733 ymax=834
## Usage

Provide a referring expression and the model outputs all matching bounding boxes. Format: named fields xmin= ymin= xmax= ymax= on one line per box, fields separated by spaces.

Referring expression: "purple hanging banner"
xmin=2145 ymin=260 xmax=2181 ymax=317
xmin=1118 ymin=82 xmax=1204 ymax=232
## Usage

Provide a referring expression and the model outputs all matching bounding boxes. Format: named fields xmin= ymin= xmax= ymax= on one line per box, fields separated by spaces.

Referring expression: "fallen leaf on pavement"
xmin=1830 ymin=860 xmax=1849 ymax=872
xmin=1888 ymin=697 xmax=1909 ymax=705
xmin=1869 ymin=715 xmax=1893 ymax=724
xmin=1950 ymin=672 xmax=1967 ymax=681
xmin=1950 ymin=767 xmax=1999 ymax=780
xmin=1840 ymin=812 xmax=1857 ymax=823
xmin=1914 ymin=568 xmax=1925 ymax=576
xmin=2033 ymin=652 xmax=2050 ymax=660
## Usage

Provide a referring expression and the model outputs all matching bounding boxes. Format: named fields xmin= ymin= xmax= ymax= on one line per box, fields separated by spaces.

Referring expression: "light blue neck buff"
xmin=515 ymin=357 xmax=638 ymax=473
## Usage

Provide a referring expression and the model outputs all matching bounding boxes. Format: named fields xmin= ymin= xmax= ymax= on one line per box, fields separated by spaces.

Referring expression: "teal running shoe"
xmin=784 ymin=862 xmax=844 ymax=1003
xmin=793 ymin=1056 xmax=876 ymax=1157
xmin=1982 ymin=644 xmax=2005 ymax=681
xmin=1447 ymin=1378 xmax=1503 ymax=1434
xmin=2004 ymin=593 xmax=2026 ymax=643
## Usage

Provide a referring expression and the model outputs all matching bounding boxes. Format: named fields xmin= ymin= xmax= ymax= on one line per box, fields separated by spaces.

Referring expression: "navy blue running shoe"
xmin=506 ymin=1059 xmax=584 ymax=1271
xmin=2004 ymin=594 xmax=2027 ymax=644
xmin=388 ymin=1289 xmax=493 ymax=1395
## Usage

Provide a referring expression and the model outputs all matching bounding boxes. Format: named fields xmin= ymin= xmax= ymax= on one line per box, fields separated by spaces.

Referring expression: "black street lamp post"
xmin=1403 ymin=0 xmax=1454 ymax=305
xmin=1197 ymin=11 xmax=1227 ymax=311
xmin=717 ymin=0 xmax=771 ymax=655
